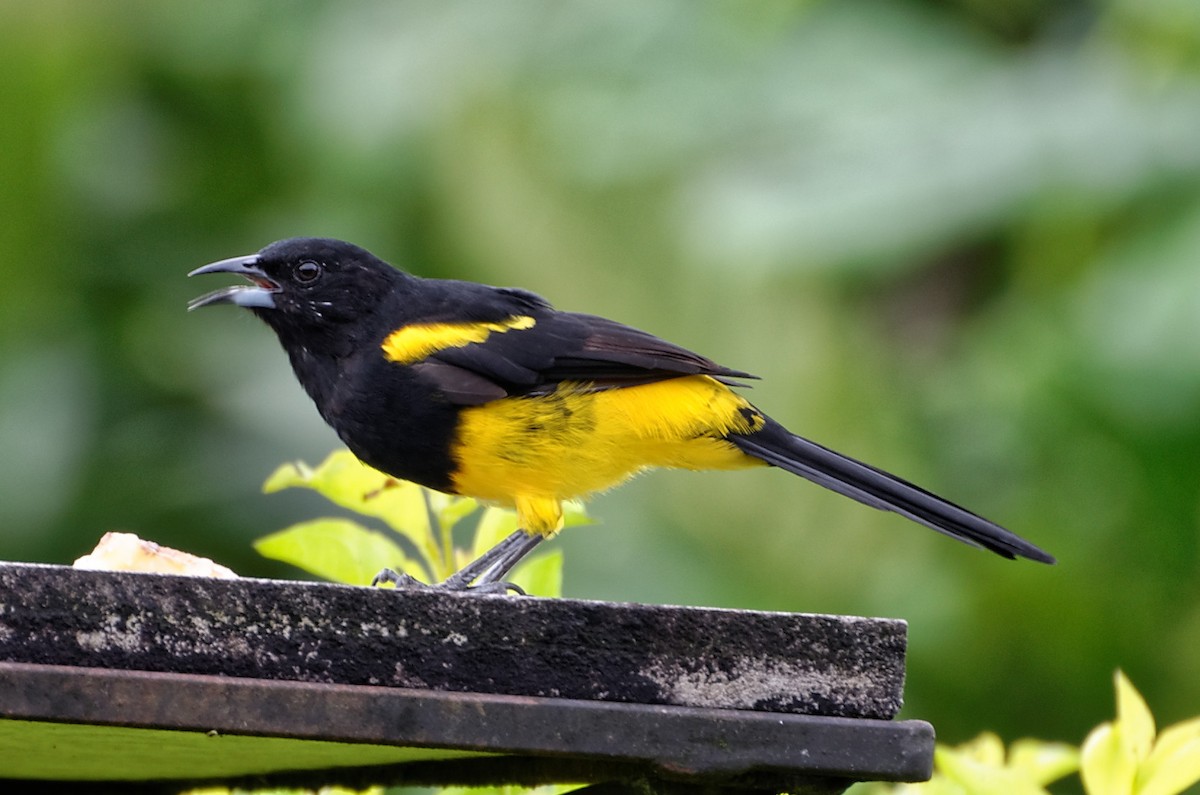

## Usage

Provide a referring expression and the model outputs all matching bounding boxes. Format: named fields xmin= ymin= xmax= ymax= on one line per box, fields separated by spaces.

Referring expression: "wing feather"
xmin=395 ymin=290 xmax=755 ymax=405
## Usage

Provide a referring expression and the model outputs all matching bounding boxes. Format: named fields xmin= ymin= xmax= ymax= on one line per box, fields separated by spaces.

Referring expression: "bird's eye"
xmin=295 ymin=260 xmax=323 ymax=284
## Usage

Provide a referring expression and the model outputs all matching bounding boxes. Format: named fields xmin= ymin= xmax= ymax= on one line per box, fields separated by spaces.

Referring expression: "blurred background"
xmin=2 ymin=0 xmax=1199 ymax=756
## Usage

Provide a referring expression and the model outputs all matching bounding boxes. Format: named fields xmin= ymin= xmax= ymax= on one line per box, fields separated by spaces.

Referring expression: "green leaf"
xmin=253 ymin=517 xmax=422 ymax=586
xmin=956 ymin=732 xmax=1007 ymax=766
xmin=1008 ymin=738 xmax=1080 ymax=786
xmin=1138 ymin=716 xmax=1200 ymax=795
xmin=561 ymin=499 xmax=593 ymax=529
xmin=468 ymin=501 xmax=591 ymax=560
xmin=262 ymin=450 xmax=436 ymax=557
xmin=428 ymin=490 xmax=482 ymax=533
xmin=509 ymin=550 xmax=563 ymax=598
xmin=1081 ymin=722 xmax=1136 ymax=795
xmin=259 ymin=450 xmax=585 ymax=592
xmin=470 ymin=505 xmax=521 ymax=559
xmin=934 ymin=742 xmax=1051 ymax=795
xmin=1115 ymin=671 xmax=1156 ymax=763
xmin=434 ymin=785 xmax=576 ymax=795
xmin=261 ymin=459 xmax=313 ymax=493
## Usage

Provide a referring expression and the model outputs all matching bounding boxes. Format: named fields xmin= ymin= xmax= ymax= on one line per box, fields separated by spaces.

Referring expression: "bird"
xmin=189 ymin=237 xmax=1054 ymax=591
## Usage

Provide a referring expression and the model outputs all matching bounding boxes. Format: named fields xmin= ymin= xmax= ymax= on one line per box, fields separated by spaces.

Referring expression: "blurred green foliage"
xmin=861 ymin=671 xmax=1200 ymax=795
xmin=4 ymin=0 xmax=1200 ymax=755
xmin=255 ymin=449 xmax=570 ymax=595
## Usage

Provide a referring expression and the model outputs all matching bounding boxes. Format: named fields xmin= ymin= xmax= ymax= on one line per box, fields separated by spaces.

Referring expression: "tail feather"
xmin=729 ymin=420 xmax=1055 ymax=564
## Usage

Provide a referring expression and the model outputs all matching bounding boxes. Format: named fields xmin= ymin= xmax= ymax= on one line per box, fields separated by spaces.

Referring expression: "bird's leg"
xmin=439 ymin=529 xmax=545 ymax=593
xmin=371 ymin=529 xmax=544 ymax=595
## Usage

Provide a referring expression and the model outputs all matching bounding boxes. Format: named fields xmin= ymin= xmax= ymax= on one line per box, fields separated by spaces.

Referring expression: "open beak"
xmin=187 ymin=254 xmax=279 ymax=311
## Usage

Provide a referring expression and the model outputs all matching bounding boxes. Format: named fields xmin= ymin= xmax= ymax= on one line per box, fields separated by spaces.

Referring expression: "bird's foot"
xmin=371 ymin=567 xmax=526 ymax=596
xmin=370 ymin=568 xmax=426 ymax=589
xmin=370 ymin=530 xmax=543 ymax=596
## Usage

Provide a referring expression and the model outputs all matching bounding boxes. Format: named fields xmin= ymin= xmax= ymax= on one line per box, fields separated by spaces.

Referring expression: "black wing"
xmin=399 ymin=282 xmax=753 ymax=405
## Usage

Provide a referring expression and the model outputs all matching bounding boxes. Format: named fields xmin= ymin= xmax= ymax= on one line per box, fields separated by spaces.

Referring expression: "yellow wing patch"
xmin=382 ymin=315 xmax=536 ymax=365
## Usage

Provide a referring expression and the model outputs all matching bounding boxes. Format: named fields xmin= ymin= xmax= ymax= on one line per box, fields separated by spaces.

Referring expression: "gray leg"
xmin=441 ymin=529 xmax=545 ymax=592
xmin=373 ymin=529 xmax=545 ymax=594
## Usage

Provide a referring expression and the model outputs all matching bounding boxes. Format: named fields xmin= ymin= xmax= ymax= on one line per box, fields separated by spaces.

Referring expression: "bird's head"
xmin=189 ymin=237 xmax=404 ymax=349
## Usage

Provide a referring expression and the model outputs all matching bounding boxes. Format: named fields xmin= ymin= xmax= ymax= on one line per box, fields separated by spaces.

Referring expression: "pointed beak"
xmin=187 ymin=254 xmax=279 ymax=311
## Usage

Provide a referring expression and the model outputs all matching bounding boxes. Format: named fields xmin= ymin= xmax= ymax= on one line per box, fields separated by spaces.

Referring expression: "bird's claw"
xmin=458 ymin=580 xmax=527 ymax=596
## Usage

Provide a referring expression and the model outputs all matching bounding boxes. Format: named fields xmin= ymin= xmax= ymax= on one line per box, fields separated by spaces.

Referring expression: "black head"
xmin=189 ymin=237 xmax=406 ymax=351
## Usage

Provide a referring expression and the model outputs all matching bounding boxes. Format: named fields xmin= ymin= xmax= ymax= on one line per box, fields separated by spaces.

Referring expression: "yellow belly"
xmin=450 ymin=375 xmax=766 ymax=534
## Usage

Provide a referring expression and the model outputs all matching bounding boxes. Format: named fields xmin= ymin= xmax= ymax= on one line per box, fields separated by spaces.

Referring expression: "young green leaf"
xmin=434 ymin=785 xmax=576 ymax=795
xmin=254 ymin=517 xmax=422 ymax=586
xmin=264 ymin=450 xmax=438 ymax=559
xmin=428 ymin=490 xmax=482 ymax=532
xmin=259 ymin=450 xmax=585 ymax=596
xmin=261 ymin=459 xmax=314 ymax=493
xmin=1115 ymin=670 xmax=1156 ymax=763
xmin=508 ymin=550 xmax=564 ymax=598
xmin=561 ymin=500 xmax=592 ymax=529
xmin=1007 ymin=738 xmax=1080 ymax=786
xmin=470 ymin=506 xmax=521 ymax=559
xmin=1080 ymin=722 xmax=1136 ymax=795
xmin=267 ymin=451 xmax=421 ymax=526
xmin=934 ymin=742 xmax=1051 ymax=795
xmin=1136 ymin=716 xmax=1200 ymax=795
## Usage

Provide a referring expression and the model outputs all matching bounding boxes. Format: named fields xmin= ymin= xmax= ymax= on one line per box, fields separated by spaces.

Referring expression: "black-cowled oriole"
xmin=189 ymin=237 xmax=1053 ymax=591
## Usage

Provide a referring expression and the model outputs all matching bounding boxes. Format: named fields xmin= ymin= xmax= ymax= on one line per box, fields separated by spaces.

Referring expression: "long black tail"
xmin=728 ymin=419 xmax=1055 ymax=564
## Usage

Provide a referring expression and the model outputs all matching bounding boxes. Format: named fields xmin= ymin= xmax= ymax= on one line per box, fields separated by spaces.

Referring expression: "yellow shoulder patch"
xmin=382 ymin=315 xmax=536 ymax=364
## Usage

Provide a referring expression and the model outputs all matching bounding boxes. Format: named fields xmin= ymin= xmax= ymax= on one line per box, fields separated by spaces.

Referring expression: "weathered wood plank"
xmin=0 ymin=562 xmax=907 ymax=719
